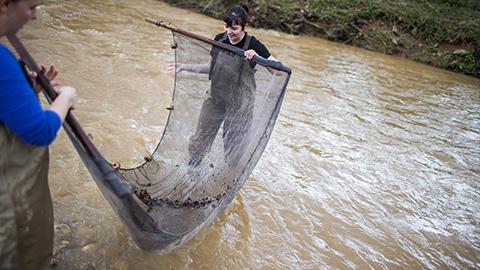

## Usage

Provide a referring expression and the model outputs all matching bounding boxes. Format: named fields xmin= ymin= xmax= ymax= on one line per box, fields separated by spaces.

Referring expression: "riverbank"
xmin=160 ymin=0 xmax=480 ymax=77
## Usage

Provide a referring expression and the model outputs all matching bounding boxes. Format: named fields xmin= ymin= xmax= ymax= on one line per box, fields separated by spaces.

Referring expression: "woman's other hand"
xmin=31 ymin=64 xmax=60 ymax=93
xmin=40 ymin=64 xmax=60 ymax=86
xmin=46 ymin=85 xmax=78 ymax=123
xmin=244 ymin=49 xmax=258 ymax=60
xmin=57 ymin=86 xmax=77 ymax=109
xmin=167 ymin=64 xmax=183 ymax=76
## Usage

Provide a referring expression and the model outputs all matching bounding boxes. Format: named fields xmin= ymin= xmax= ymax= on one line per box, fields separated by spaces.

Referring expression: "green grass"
xmin=161 ymin=0 xmax=480 ymax=75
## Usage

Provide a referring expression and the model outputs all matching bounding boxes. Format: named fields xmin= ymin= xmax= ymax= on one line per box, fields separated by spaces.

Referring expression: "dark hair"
xmin=223 ymin=4 xmax=249 ymax=29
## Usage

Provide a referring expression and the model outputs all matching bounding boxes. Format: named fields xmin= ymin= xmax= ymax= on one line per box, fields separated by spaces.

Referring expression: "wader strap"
xmin=236 ymin=34 xmax=252 ymax=84
xmin=208 ymin=32 xmax=229 ymax=80
xmin=242 ymin=35 xmax=251 ymax=51
xmin=19 ymin=59 xmax=38 ymax=95
xmin=220 ymin=32 xmax=228 ymax=42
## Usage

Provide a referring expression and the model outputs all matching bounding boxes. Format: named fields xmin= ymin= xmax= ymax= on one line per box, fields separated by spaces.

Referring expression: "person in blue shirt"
xmin=0 ymin=0 xmax=78 ymax=269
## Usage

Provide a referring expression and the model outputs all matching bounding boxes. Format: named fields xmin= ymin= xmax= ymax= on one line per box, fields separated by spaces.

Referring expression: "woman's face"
xmin=3 ymin=0 xmax=41 ymax=35
xmin=224 ymin=22 xmax=245 ymax=44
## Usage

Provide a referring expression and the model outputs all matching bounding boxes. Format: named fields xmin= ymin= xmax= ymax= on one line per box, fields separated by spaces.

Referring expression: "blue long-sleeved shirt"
xmin=0 ymin=43 xmax=61 ymax=146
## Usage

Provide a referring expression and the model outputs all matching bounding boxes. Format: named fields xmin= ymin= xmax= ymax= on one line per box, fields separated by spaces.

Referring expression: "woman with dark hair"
xmin=168 ymin=4 xmax=275 ymax=166
xmin=0 ymin=0 xmax=78 ymax=269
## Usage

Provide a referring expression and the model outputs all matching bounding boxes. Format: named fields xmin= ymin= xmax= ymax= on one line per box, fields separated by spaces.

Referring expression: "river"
xmin=7 ymin=0 xmax=480 ymax=269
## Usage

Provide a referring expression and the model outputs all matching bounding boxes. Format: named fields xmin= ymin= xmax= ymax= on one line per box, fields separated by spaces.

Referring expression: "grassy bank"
xmin=161 ymin=0 xmax=480 ymax=77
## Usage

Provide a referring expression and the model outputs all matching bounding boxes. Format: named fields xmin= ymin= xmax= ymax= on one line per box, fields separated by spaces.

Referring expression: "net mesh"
xmin=111 ymin=31 xmax=290 ymax=252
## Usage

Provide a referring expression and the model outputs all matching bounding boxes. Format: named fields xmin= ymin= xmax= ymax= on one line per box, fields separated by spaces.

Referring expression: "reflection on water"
xmin=7 ymin=0 xmax=480 ymax=269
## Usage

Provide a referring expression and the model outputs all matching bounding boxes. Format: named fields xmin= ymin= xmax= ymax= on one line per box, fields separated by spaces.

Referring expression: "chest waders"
xmin=188 ymin=34 xmax=255 ymax=166
xmin=0 ymin=113 xmax=53 ymax=269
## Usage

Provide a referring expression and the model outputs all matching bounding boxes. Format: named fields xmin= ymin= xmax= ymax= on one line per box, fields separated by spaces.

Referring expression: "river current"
xmin=5 ymin=0 xmax=480 ymax=269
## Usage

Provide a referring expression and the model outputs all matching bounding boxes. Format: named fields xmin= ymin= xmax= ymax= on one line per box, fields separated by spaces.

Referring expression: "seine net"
xmin=6 ymin=27 xmax=290 ymax=255
xmin=73 ymin=27 xmax=290 ymax=254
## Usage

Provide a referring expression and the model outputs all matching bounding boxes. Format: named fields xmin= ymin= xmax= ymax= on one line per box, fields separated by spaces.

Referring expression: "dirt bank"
xmin=160 ymin=0 xmax=480 ymax=78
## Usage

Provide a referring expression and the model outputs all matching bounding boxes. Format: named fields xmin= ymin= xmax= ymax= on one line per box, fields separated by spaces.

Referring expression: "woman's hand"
xmin=31 ymin=64 xmax=60 ymax=93
xmin=167 ymin=64 xmax=183 ymax=76
xmin=47 ymin=86 xmax=78 ymax=123
xmin=57 ymin=86 xmax=78 ymax=109
xmin=244 ymin=49 xmax=258 ymax=60
xmin=40 ymin=64 xmax=60 ymax=87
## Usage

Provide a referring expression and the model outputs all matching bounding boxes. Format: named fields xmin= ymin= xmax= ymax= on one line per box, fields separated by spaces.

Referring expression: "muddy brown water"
xmin=4 ymin=0 xmax=479 ymax=269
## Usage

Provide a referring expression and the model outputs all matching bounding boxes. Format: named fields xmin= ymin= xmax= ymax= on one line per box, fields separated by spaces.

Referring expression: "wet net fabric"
xmin=84 ymin=31 xmax=291 ymax=253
